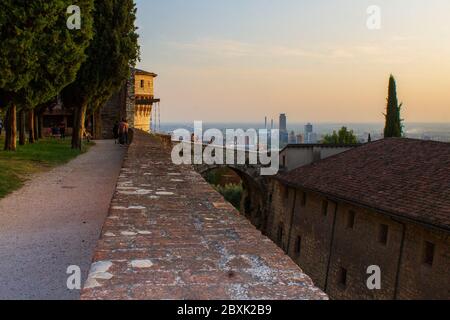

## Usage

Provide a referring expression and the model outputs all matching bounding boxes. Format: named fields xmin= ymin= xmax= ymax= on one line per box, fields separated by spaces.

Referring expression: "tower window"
xmin=284 ymin=187 xmax=289 ymax=200
xmin=423 ymin=241 xmax=435 ymax=266
xmin=322 ymin=200 xmax=329 ymax=216
xmin=283 ymin=187 xmax=290 ymax=208
xmin=338 ymin=267 xmax=348 ymax=288
xmin=140 ymin=80 xmax=145 ymax=88
xmin=378 ymin=224 xmax=389 ymax=245
xmin=346 ymin=210 xmax=356 ymax=229
xmin=277 ymin=224 xmax=284 ymax=245
xmin=301 ymin=192 xmax=307 ymax=207
xmin=295 ymin=236 xmax=302 ymax=257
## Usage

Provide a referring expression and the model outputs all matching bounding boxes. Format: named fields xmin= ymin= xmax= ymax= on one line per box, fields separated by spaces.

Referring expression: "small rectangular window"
xmin=301 ymin=192 xmax=307 ymax=207
xmin=295 ymin=236 xmax=302 ymax=257
xmin=140 ymin=80 xmax=145 ymax=88
xmin=284 ymin=187 xmax=289 ymax=201
xmin=322 ymin=200 xmax=329 ymax=216
xmin=277 ymin=224 xmax=284 ymax=245
xmin=283 ymin=188 xmax=290 ymax=209
xmin=423 ymin=241 xmax=435 ymax=266
xmin=378 ymin=224 xmax=389 ymax=245
xmin=346 ymin=210 xmax=356 ymax=229
xmin=338 ymin=267 xmax=347 ymax=287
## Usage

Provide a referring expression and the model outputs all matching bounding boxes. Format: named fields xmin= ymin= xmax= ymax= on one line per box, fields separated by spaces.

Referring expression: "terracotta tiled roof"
xmin=277 ymin=138 xmax=450 ymax=231
xmin=134 ymin=68 xmax=157 ymax=77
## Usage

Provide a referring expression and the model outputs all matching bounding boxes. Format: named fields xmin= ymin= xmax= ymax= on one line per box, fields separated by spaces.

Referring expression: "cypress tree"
xmin=0 ymin=0 xmax=94 ymax=150
xmin=384 ymin=75 xmax=403 ymax=138
xmin=62 ymin=0 xmax=139 ymax=150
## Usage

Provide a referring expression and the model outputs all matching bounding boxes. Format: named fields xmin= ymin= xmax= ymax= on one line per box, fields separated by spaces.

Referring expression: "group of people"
xmin=113 ymin=118 xmax=130 ymax=145
xmin=49 ymin=122 xmax=66 ymax=139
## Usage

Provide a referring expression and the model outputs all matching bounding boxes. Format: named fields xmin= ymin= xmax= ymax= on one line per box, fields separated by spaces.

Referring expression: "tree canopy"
xmin=0 ymin=0 xmax=94 ymax=150
xmin=0 ymin=0 xmax=94 ymax=107
xmin=322 ymin=127 xmax=358 ymax=144
xmin=62 ymin=0 xmax=139 ymax=149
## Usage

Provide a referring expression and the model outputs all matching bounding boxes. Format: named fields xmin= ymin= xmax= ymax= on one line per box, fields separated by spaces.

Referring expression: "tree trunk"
xmin=4 ymin=105 xmax=17 ymax=151
xmin=71 ymin=103 xmax=87 ymax=150
xmin=18 ymin=110 xmax=26 ymax=146
xmin=93 ymin=109 xmax=102 ymax=140
xmin=37 ymin=113 xmax=43 ymax=139
xmin=33 ymin=112 xmax=39 ymax=142
xmin=28 ymin=109 xmax=35 ymax=143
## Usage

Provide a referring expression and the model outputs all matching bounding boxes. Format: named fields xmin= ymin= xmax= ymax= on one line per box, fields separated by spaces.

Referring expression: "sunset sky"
xmin=135 ymin=0 xmax=450 ymax=123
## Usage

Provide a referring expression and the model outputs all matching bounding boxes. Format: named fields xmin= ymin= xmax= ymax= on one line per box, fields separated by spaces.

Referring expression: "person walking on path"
xmin=123 ymin=120 xmax=129 ymax=145
xmin=118 ymin=118 xmax=129 ymax=145
xmin=113 ymin=121 xmax=120 ymax=144
xmin=59 ymin=122 xmax=66 ymax=140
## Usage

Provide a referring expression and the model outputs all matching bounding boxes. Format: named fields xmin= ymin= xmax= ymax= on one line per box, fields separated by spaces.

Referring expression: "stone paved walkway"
xmin=81 ymin=131 xmax=327 ymax=300
xmin=0 ymin=140 xmax=125 ymax=300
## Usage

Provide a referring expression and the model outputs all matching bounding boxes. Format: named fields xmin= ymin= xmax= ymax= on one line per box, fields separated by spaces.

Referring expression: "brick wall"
xmin=264 ymin=179 xmax=450 ymax=300
xmin=327 ymin=203 xmax=403 ymax=299
xmin=97 ymin=88 xmax=126 ymax=139
xmin=125 ymin=70 xmax=136 ymax=129
xmin=81 ymin=131 xmax=328 ymax=300
xmin=266 ymin=181 xmax=334 ymax=289
xmin=397 ymin=224 xmax=449 ymax=299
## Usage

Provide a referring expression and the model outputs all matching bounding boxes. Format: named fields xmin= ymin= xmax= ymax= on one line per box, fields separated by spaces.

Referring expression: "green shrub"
xmin=214 ymin=183 xmax=243 ymax=210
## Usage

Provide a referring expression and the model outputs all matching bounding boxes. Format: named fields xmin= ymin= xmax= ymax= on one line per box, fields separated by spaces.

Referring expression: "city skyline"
xmin=135 ymin=0 xmax=450 ymax=123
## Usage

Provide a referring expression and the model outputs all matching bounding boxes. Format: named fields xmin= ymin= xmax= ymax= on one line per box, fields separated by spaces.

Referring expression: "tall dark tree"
xmin=17 ymin=109 xmax=27 ymax=145
xmin=0 ymin=1 xmax=41 ymax=150
xmin=62 ymin=0 xmax=139 ymax=150
xmin=0 ymin=1 xmax=94 ymax=150
xmin=384 ymin=75 xmax=403 ymax=138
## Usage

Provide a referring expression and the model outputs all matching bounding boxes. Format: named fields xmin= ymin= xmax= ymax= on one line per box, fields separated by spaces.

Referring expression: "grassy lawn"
xmin=0 ymin=135 xmax=93 ymax=199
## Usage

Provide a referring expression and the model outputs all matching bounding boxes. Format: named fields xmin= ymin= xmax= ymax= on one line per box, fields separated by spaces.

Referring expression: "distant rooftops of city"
xmin=277 ymin=138 xmax=450 ymax=231
xmin=281 ymin=143 xmax=362 ymax=152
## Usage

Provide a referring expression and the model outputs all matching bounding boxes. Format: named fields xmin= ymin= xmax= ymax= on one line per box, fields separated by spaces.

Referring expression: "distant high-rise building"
xmin=279 ymin=114 xmax=288 ymax=147
xmin=296 ymin=134 xmax=304 ymax=144
xmin=304 ymin=123 xmax=317 ymax=144
xmin=289 ymin=131 xmax=297 ymax=144
xmin=280 ymin=114 xmax=287 ymax=132
xmin=305 ymin=123 xmax=313 ymax=135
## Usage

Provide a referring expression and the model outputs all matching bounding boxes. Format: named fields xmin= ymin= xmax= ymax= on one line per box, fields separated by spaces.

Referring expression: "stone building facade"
xmin=94 ymin=68 xmax=159 ymax=139
xmin=279 ymin=144 xmax=360 ymax=172
xmin=133 ymin=69 xmax=158 ymax=132
xmin=263 ymin=138 xmax=450 ymax=300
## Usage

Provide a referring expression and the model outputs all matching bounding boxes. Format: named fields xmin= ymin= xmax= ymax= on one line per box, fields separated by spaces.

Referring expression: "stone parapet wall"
xmin=81 ymin=130 xmax=327 ymax=300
